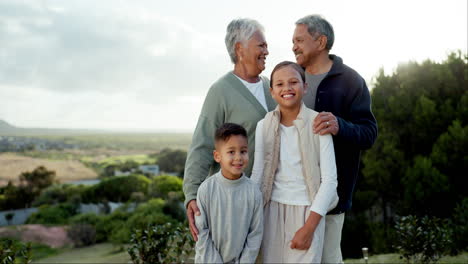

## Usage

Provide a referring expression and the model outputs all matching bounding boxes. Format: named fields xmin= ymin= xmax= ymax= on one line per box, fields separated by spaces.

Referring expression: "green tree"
xmin=153 ymin=148 xmax=187 ymax=176
xmin=19 ymin=166 xmax=58 ymax=207
xmin=150 ymin=175 xmax=183 ymax=199
xmin=349 ymin=51 xmax=467 ymax=256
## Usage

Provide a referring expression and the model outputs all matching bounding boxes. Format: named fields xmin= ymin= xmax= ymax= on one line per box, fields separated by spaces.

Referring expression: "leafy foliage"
xmin=83 ymin=175 xmax=150 ymax=203
xmin=0 ymin=238 xmax=32 ymax=264
xmin=150 ymin=175 xmax=183 ymax=199
xmin=451 ymin=198 xmax=468 ymax=253
xmin=151 ymin=148 xmax=187 ymax=176
xmin=25 ymin=203 xmax=78 ymax=225
xmin=395 ymin=215 xmax=452 ymax=264
xmin=344 ymin=51 xmax=467 ymax=257
xmin=127 ymin=222 xmax=194 ymax=264
xmin=68 ymin=224 xmax=96 ymax=247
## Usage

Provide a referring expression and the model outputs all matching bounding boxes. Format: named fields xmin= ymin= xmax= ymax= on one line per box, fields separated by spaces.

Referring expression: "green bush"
xmin=127 ymin=222 xmax=194 ymax=264
xmin=112 ymin=199 xmax=173 ymax=244
xmin=162 ymin=192 xmax=185 ymax=222
xmin=0 ymin=238 xmax=32 ymax=264
xmin=150 ymin=175 xmax=183 ymax=199
xmin=451 ymin=198 xmax=468 ymax=253
xmin=95 ymin=210 xmax=131 ymax=243
xmin=85 ymin=175 xmax=151 ymax=203
xmin=25 ymin=203 xmax=78 ymax=225
xmin=395 ymin=215 xmax=452 ymax=264
xmin=68 ymin=224 xmax=96 ymax=247
xmin=69 ymin=213 xmax=101 ymax=226
xmin=33 ymin=184 xmax=87 ymax=207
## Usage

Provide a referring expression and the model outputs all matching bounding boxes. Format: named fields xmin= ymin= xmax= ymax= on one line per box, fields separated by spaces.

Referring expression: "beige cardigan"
xmin=256 ymin=103 xmax=338 ymax=212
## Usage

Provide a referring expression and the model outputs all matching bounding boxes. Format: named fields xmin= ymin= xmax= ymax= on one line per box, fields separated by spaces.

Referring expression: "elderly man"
xmin=183 ymin=18 xmax=276 ymax=241
xmin=292 ymin=14 xmax=378 ymax=263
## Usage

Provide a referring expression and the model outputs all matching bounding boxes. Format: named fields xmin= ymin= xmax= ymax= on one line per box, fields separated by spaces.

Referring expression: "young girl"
xmin=251 ymin=61 xmax=338 ymax=263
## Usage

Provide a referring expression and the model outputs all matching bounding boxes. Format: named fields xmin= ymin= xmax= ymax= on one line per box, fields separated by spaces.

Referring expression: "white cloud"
xmin=0 ymin=0 xmax=466 ymax=131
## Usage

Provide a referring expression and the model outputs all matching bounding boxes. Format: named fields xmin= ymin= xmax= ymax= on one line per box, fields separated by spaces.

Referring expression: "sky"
xmin=0 ymin=0 xmax=466 ymax=132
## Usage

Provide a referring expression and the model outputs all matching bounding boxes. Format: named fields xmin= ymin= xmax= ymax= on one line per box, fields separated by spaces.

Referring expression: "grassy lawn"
xmin=344 ymin=251 xmax=468 ymax=263
xmin=32 ymin=243 xmax=131 ymax=264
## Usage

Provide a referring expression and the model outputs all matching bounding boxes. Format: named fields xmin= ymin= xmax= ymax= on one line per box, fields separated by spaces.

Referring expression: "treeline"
xmin=342 ymin=51 xmax=467 ymax=257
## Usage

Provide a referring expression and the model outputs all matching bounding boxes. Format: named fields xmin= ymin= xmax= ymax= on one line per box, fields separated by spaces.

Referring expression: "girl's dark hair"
xmin=270 ymin=61 xmax=305 ymax=86
xmin=215 ymin=123 xmax=248 ymax=144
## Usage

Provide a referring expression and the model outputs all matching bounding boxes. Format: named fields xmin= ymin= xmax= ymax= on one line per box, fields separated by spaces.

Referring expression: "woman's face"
xmin=237 ymin=30 xmax=269 ymax=76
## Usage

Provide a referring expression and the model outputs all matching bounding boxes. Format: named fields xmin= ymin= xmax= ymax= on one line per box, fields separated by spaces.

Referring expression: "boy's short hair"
xmin=215 ymin=123 xmax=248 ymax=147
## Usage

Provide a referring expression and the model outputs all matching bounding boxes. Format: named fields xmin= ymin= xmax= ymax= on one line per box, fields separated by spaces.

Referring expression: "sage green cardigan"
xmin=183 ymin=71 xmax=276 ymax=207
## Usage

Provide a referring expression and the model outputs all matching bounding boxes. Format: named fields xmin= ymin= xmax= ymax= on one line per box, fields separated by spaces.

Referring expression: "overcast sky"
xmin=1 ymin=0 xmax=466 ymax=132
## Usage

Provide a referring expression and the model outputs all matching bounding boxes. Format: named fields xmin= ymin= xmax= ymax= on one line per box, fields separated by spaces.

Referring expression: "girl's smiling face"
xmin=270 ymin=65 xmax=307 ymax=110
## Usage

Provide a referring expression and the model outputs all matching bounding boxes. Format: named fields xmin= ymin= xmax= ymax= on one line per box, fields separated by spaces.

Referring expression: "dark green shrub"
xmin=25 ymin=203 xmax=78 ymax=225
xmin=0 ymin=238 xmax=32 ymax=264
xmin=116 ymin=199 xmax=174 ymax=244
xmin=33 ymin=184 xmax=87 ymax=207
xmin=162 ymin=192 xmax=185 ymax=222
xmin=150 ymin=175 xmax=183 ymax=199
xmin=88 ymin=175 xmax=151 ymax=203
xmin=451 ymin=198 xmax=468 ymax=253
xmin=69 ymin=213 xmax=101 ymax=226
xmin=4 ymin=213 xmax=14 ymax=226
xmin=127 ymin=222 xmax=194 ymax=264
xmin=95 ymin=210 xmax=131 ymax=243
xmin=395 ymin=215 xmax=452 ymax=264
xmin=68 ymin=224 xmax=96 ymax=247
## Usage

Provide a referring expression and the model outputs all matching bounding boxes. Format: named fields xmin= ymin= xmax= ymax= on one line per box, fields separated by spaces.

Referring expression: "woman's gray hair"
xmin=225 ymin=18 xmax=264 ymax=64
xmin=296 ymin=15 xmax=334 ymax=50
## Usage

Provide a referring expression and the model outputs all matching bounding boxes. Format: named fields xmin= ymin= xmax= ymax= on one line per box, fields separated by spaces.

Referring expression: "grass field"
xmin=39 ymin=133 xmax=192 ymax=152
xmin=32 ymin=243 xmax=131 ymax=263
xmin=0 ymin=153 xmax=98 ymax=186
xmin=29 ymin=241 xmax=468 ymax=264
xmin=344 ymin=251 xmax=468 ymax=263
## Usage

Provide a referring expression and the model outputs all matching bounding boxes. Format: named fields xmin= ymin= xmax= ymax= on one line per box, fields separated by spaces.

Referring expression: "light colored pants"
xmin=261 ymin=201 xmax=326 ymax=263
xmin=322 ymin=213 xmax=345 ymax=264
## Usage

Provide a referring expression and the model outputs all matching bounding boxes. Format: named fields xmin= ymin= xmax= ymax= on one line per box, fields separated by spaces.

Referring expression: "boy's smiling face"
xmin=213 ymin=134 xmax=249 ymax=180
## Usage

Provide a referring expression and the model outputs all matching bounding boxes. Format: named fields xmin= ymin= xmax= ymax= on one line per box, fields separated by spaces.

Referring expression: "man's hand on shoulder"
xmin=187 ymin=199 xmax=200 ymax=241
xmin=313 ymin=111 xmax=339 ymax=136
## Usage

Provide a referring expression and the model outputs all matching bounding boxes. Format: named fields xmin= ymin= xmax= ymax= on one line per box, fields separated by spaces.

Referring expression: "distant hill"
xmin=0 ymin=119 xmax=110 ymax=136
xmin=0 ymin=119 xmax=193 ymax=136
xmin=0 ymin=120 xmax=16 ymax=131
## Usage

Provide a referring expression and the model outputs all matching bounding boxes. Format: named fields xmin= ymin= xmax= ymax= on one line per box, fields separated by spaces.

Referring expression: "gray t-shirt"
xmin=195 ymin=171 xmax=263 ymax=263
xmin=304 ymin=72 xmax=328 ymax=110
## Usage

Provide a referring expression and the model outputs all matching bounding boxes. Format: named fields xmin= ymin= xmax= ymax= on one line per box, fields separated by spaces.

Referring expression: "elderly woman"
xmin=183 ymin=18 xmax=276 ymax=240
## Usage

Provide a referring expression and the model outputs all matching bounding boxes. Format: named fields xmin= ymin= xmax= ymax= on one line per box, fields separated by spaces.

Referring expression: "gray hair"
xmin=225 ymin=18 xmax=264 ymax=64
xmin=296 ymin=15 xmax=334 ymax=50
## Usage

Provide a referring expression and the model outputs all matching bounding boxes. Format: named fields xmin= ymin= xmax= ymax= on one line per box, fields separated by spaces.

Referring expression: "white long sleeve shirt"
xmin=251 ymin=119 xmax=338 ymax=216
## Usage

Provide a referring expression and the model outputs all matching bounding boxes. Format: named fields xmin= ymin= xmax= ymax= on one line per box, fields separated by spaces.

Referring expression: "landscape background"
xmin=1 ymin=0 xmax=467 ymax=263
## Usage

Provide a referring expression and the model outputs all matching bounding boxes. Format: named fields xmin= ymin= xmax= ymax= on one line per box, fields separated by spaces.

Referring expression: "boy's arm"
xmin=239 ymin=188 xmax=263 ymax=263
xmin=195 ymin=186 xmax=223 ymax=263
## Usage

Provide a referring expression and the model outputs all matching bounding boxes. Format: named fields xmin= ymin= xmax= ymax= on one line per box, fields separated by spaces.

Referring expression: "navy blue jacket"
xmin=304 ymin=55 xmax=378 ymax=214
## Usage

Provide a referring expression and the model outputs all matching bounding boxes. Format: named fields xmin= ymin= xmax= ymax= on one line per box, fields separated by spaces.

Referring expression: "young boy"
xmin=194 ymin=123 xmax=263 ymax=263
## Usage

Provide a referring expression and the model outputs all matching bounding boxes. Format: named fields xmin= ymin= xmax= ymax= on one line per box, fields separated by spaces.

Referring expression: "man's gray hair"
xmin=296 ymin=15 xmax=334 ymax=50
xmin=225 ymin=18 xmax=264 ymax=64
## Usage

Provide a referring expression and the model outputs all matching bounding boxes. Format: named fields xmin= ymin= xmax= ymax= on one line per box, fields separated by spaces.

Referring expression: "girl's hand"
xmin=290 ymin=225 xmax=314 ymax=250
xmin=290 ymin=211 xmax=322 ymax=250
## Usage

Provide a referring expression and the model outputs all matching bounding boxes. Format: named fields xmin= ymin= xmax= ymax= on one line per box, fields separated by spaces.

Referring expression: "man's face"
xmin=292 ymin=24 xmax=321 ymax=67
